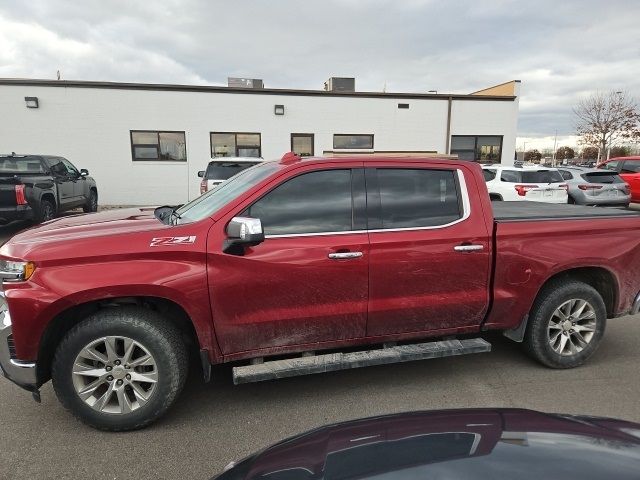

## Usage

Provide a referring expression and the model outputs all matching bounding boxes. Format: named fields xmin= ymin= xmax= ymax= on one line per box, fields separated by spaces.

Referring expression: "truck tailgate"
xmin=0 ymin=177 xmax=19 ymax=207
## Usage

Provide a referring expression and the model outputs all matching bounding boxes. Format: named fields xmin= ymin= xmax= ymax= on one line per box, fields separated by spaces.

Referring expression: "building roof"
xmin=0 ymin=78 xmax=518 ymax=101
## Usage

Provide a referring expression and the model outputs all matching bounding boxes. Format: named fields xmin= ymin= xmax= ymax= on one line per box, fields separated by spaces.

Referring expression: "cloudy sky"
xmin=1 ymin=0 xmax=638 ymax=149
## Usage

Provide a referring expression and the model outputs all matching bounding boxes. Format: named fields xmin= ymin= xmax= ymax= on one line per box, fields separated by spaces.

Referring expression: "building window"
xmin=130 ymin=131 xmax=186 ymax=161
xmin=291 ymin=133 xmax=314 ymax=156
xmin=451 ymin=135 xmax=502 ymax=163
xmin=211 ymin=132 xmax=261 ymax=158
xmin=333 ymin=134 xmax=374 ymax=150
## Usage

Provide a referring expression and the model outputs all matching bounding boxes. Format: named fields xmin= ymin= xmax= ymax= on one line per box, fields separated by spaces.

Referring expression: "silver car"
xmin=557 ymin=166 xmax=630 ymax=206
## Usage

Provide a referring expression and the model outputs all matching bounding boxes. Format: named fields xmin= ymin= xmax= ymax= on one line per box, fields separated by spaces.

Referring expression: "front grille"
xmin=7 ymin=334 xmax=16 ymax=359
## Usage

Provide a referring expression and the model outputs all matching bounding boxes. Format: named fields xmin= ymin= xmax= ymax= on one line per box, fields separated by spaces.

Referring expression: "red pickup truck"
xmin=1 ymin=154 xmax=640 ymax=431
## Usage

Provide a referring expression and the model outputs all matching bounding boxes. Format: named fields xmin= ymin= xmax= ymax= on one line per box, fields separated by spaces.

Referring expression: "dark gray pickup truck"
xmin=0 ymin=154 xmax=98 ymax=224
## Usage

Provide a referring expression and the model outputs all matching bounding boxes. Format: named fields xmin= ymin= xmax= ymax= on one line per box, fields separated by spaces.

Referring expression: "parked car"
xmin=0 ymin=153 xmax=98 ymax=224
xmin=557 ymin=166 xmax=630 ymax=206
xmin=198 ymin=157 xmax=263 ymax=194
xmin=598 ymin=156 xmax=640 ymax=203
xmin=214 ymin=409 xmax=640 ymax=480
xmin=482 ymin=165 xmax=568 ymax=203
xmin=2 ymin=154 xmax=640 ymax=431
xmin=578 ymin=160 xmax=598 ymax=168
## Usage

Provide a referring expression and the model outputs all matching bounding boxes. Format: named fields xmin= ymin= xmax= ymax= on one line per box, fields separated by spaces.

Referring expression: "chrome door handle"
xmin=328 ymin=252 xmax=363 ymax=259
xmin=454 ymin=244 xmax=484 ymax=252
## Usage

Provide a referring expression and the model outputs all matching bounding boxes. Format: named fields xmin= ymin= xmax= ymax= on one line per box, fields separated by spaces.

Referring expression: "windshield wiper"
xmin=170 ymin=208 xmax=181 ymax=225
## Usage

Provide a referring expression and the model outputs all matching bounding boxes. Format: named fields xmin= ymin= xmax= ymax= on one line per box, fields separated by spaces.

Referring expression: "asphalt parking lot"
xmin=1 ymin=218 xmax=640 ymax=480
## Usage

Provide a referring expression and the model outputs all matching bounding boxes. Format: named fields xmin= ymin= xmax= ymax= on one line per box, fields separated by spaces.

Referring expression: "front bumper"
xmin=0 ymin=292 xmax=38 ymax=391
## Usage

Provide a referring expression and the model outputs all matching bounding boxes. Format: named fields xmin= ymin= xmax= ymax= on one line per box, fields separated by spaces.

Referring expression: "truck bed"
xmin=492 ymin=201 xmax=640 ymax=222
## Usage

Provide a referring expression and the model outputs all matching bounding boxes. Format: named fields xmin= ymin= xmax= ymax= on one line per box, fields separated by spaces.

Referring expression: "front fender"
xmin=5 ymin=256 xmax=216 ymax=361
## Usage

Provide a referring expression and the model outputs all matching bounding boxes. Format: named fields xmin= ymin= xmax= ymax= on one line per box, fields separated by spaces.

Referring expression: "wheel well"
xmin=37 ymin=296 xmax=199 ymax=383
xmin=41 ymin=192 xmax=56 ymax=209
xmin=489 ymin=193 xmax=502 ymax=201
xmin=538 ymin=267 xmax=617 ymax=317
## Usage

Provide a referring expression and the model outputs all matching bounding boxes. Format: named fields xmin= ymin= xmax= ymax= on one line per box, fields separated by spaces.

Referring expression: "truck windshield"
xmin=175 ymin=161 xmax=279 ymax=224
xmin=205 ymin=161 xmax=261 ymax=180
xmin=0 ymin=156 xmax=45 ymax=174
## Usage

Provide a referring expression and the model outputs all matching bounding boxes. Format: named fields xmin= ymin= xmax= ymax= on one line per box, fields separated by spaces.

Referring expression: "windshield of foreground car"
xmin=175 ymin=161 xmax=279 ymax=224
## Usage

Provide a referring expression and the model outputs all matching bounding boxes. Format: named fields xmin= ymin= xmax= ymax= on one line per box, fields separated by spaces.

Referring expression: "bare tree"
xmin=574 ymin=90 xmax=640 ymax=160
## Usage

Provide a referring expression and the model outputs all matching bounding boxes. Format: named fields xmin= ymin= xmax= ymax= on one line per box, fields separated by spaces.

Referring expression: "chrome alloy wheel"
xmin=71 ymin=336 xmax=158 ymax=414
xmin=548 ymin=299 xmax=597 ymax=356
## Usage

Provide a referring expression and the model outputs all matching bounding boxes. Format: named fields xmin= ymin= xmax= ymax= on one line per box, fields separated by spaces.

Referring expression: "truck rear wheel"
xmin=51 ymin=307 xmax=188 ymax=431
xmin=523 ymin=280 xmax=606 ymax=368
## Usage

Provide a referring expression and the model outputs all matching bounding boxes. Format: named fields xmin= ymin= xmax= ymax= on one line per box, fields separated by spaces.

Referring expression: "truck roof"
xmin=280 ymin=154 xmax=461 ymax=165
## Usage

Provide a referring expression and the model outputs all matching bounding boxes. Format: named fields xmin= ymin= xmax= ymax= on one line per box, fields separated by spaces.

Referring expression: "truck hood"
xmin=1 ymin=207 xmax=171 ymax=259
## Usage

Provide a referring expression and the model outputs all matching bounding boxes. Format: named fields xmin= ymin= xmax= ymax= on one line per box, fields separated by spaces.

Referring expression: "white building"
xmin=0 ymin=77 xmax=520 ymax=205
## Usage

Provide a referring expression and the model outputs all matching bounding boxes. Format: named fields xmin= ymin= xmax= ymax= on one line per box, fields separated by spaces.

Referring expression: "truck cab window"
xmin=376 ymin=168 xmax=462 ymax=229
xmin=247 ymin=169 xmax=353 ymax=235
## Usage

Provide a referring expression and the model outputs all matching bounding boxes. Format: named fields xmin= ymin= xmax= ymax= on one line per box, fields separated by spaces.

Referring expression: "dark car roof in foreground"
xmin=214 ymin=408 xmax=640 ymax=480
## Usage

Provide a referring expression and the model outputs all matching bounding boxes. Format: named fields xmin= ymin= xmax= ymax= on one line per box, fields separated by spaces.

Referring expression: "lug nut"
xmin=114 ymin=360 xmax=121 ymax=366
xmin=126 ymin=374 xmax=131 ymax=380
xmin=107 ymin=375 xmax=113 ymax=381
xmin=116 ymin=379 xmax=123 ymax=386
xmin=106 ymin=366 xmax=112 ymax=372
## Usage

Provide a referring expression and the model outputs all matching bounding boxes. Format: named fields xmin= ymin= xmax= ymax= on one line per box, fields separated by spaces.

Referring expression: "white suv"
xmin=198 ymin=157 xmax=263 ymax=194
xmin=482 ymin=166 xmax=568 ymax=203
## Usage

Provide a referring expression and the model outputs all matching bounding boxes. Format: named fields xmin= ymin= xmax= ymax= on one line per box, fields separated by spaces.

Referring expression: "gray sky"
xmin=1 ymin=0 xmax=638 ymax=145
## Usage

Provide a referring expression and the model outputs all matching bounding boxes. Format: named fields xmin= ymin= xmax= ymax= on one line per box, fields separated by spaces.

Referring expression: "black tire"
xmin=568 ymin=196 xmax=576 ymax=205
xmin=37 ymin=198 xmax=56 ymax=223
xmin=523 ymin=280 xmax=606 ymax=369
xmin=52 ymin=307 xmax=188 ymax=431
xmin=83 ymin=189 xmax=98 ymax=213
xmin=490 ymin=194 xmax=502 ymax=201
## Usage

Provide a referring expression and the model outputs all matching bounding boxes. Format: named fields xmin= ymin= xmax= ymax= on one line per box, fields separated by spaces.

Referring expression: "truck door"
xmin=46 ymin=157 xmax=77 ymax=209
xmin=207 ymin=165 xmax=369 ymax=354
xmin=365 ymin=164 xmax=491 ymax=336
xmin=60 ymin=158 xmax=86 ymax=206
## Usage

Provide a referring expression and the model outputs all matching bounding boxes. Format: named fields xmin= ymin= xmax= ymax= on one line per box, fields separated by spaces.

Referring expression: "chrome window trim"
xmin=265 ymin=169 xmax=470 ymax=239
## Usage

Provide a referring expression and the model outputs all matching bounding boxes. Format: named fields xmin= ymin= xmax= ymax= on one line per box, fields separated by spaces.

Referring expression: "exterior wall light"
xmin=25 ymin=97 xmax=39 ymax=108
xmin=274 ymin=104 xmax=285 ymax=115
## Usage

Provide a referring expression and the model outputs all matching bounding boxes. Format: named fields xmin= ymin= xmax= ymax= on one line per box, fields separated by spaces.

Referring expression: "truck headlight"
xmin=0 ymin=260 xmax=35 ymax=281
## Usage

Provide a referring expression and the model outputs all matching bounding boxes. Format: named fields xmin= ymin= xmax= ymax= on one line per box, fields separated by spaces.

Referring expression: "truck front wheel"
xmin=51 ymin=307 xmax=188 ymax=431
xmin=524 ymin=281 xmax=606 ymax=368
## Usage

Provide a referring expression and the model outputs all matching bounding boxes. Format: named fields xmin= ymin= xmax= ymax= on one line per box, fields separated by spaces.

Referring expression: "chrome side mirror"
xmin=224 ymin=217 xmax=265 ymax=254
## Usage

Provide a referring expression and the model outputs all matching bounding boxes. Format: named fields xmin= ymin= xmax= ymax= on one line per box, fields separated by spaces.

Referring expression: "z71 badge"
xmin=150 ymin=236 xmax=196 ymax=247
